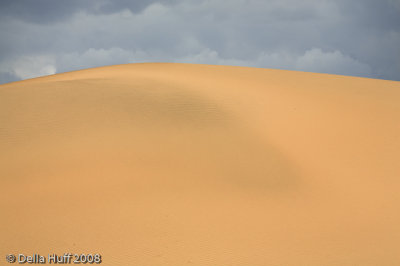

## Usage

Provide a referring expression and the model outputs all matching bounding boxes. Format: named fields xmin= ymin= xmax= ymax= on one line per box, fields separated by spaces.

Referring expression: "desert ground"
xmin=1 ymin=63 xmax=399 ymax=265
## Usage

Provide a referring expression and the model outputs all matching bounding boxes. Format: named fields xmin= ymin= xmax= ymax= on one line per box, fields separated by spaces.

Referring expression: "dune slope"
xmin=1 ymin=63 xmax=400 ymax=265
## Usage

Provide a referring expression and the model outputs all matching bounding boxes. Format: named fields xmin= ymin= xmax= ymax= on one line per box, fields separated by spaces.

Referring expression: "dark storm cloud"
xmin=0 ymin=0 xmax=399 ymax=84
xmin=0 ymin=0 xmax=95 ymax=23
xmin=0 ymin=0 xmax=178 ymax=23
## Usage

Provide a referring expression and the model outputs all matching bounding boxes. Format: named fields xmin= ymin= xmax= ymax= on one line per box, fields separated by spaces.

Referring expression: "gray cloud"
xmin=0 ymin=0 xmax=176 ymax=23
xmin=0 ymin=0 xmax=399 ymax=84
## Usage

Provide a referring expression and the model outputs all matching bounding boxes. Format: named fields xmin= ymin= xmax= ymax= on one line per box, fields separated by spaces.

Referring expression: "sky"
xmin=0 ymin=0 xmax=399 ymax=84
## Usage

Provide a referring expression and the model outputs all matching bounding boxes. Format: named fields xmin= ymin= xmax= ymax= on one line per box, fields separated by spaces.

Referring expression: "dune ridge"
xmin=1 ymin=63 xmax=400 ymax=266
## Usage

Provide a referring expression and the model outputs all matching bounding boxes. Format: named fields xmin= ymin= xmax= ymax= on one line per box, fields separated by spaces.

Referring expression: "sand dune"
xmin=1 ymin=63 xmax=399 ymax=265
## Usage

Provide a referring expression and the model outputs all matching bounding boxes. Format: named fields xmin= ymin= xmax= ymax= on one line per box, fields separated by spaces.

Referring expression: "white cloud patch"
xmin=175 ymin=48 xmax=372 ymax=79
xmin=56 ymin=47 xmax=148 ymax=73
xmin=175 ymin=48 xmax=247 ymax=66
xmin=295 ymin=48 xmax=372 ymax=77
xmin=0 ymin=55 xmax=56 ymax=80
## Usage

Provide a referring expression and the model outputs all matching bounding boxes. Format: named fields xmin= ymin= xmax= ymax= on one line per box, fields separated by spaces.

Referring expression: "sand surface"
xmin=1 ymin=63 xmax=400 ymax=265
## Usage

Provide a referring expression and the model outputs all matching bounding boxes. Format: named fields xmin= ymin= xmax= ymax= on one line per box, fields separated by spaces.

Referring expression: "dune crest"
xmin=1 ymin=63 xmax=400 ymax=266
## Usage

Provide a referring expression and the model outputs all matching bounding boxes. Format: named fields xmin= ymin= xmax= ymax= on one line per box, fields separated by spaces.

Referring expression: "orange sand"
xmin=1 ymin=63 xmax=399 ymax=265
